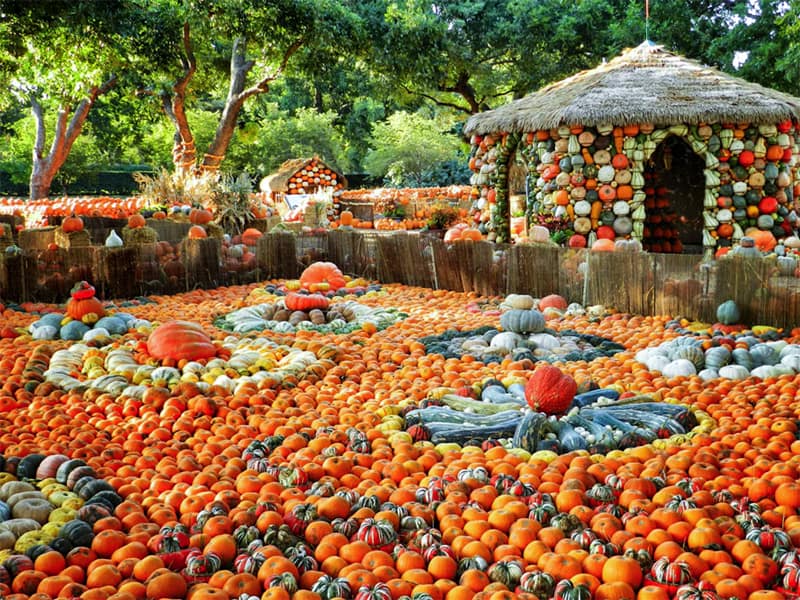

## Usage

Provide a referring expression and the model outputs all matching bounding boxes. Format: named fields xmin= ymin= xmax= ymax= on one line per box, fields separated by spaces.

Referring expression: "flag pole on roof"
xmin=645 ymin=0 xmax=650 ymax=42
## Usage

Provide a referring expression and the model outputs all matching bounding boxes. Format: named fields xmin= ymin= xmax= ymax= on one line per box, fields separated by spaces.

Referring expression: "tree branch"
xmin=174 ymin=21 xmax=196 ymax=96
xmin=62 ymin=75 xmax=117 ymax=152
xmin=240 ymin=37 xmax=304 ymax=101
xmin=30 ymin=95 xmax=46 ymax=160
xmin=398 ymin=82 xmax=474 ymax=114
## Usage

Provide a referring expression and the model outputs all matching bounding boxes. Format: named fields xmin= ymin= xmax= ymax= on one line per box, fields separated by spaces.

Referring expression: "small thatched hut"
xmin=259 ymin=157 xmax=346 ymax=200
xmin=464 ymin=41 xmax=800 ymax=255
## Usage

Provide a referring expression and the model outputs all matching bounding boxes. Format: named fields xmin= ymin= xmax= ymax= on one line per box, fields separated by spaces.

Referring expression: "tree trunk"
xmin=199 ymin=36 xmax=303 ymax=174
xmin=169 ymin=23 xmax=197 ymax=175
xmin=29 ymin=164 xmax=55 ymax=201
xmin=28 ymin=78 xmax=116 ymax=201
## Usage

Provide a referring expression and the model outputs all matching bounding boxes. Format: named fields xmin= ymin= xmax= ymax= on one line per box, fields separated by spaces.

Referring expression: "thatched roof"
xmin=464 ymin=41 xmax=800 ymax=136
xmin=260 ymin=157 xmax=346 ymax=193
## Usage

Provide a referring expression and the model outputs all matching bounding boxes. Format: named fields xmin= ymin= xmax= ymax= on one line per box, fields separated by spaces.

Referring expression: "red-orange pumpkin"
xmin=187 ymin=225 xmax=208 ymax=239
xmin=128 ymin=214 xmax=147 ymax=229
xmin=241 ymin=228 xmax=263 ymax=246
xmin=284 ymin=292 xmax=330 ymax=312
xmin=592 ymin=239 xmax=616 ymax=252
xmin=62 ymin=215 xmax=84 ymax=233
xmin=299 ymin=262 xmax=347 ymax=292
xmin=524 ymin=365 xmax=577 ymax=415
xmin=539 ymin=294 xmax=568 ymax=311
xmin=189 ymin=208 xmax=213 ymax=225
xmin=146 ymin=321 xmax=217 ymax=361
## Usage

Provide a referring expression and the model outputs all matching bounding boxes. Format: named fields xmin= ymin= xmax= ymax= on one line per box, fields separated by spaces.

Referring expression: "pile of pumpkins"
xmin=28 ymin=282 xmax=143 ymax=341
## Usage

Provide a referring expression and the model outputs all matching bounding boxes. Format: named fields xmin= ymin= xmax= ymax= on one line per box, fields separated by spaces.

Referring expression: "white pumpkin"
xmin=781 ymin=354 xmax=800 ymax=372
xmin=528 ymin=333 xmax=560 ymax=351
xmin=32 ymin=325 xmax=58 ymax=340
xmin=105 ymin=230 xmax=124 ymax=247
xmin=662 ymin=359 xmax=696 ymax=378
xmin=489 ymin=332 xmax=522 ymax=353
xmin=780 ymin=344 xmax=800 ymax=358
xmin=565 ymin=303 xmax=585 ymax=316
xmin=697 ymin=368 xmax=719 ymax=381
xmin=645 ymin=355 xmax=671 ymax=372
xmin=718 ymin=365 xmax=751 ymax=380
xmin=502 ymin=294 xmax=536 ymax=310
xmin=461 ymin=338 xmax=489 ymax=352
xmin=83 ymin=328 xmax=110 ymax=341
xmin=635 ymin=348 xmax=659 ymax=364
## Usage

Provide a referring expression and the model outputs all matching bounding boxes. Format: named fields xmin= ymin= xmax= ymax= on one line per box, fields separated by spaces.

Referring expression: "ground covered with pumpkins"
xmin=2 ymin=260 xmax=800 ymax=600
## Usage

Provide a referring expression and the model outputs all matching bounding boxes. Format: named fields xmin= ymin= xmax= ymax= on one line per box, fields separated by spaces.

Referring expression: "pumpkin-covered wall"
xmin=468 ymin=120 xmax=800 ymax=255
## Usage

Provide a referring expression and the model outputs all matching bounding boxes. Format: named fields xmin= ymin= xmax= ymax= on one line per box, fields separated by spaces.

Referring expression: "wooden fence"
xmin=2 ymin=227 xmax=798 ymax=329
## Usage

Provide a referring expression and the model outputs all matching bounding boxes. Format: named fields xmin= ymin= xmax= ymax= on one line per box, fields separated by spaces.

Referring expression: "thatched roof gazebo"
xmin=464 ymin=41 xmax=800 ymax=255
xmin=259 ymin=157 xmax=346 ymax=198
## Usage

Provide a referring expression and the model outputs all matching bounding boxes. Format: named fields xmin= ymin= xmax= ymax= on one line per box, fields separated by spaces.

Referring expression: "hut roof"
xmin=464 ymin=41 xmax=800 ymax=136
xmin=261 ymin=157 xmax=346 ymax=193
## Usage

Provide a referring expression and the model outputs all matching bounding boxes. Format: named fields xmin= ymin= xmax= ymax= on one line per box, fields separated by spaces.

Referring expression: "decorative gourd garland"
xmin=636 ymin=330 xmax=800 ymax=381
xmin=43 ymin=334 xmax=341 ymax=398
xmin=216 ymin=300 xmax=406 ymax=335
xmin=418 ymin=325 xmax=624 ymax=364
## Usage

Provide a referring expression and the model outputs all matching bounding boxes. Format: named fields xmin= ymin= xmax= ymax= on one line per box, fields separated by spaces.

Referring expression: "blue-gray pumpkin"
xmin=500 ymin=309 xmax=545 ymax=334
xmin=716 ymin=300 xmax=740 ymax=325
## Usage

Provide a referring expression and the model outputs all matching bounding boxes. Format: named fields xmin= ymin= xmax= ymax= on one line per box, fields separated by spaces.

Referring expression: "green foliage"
xmin=1 ymin=0 xmax=799 ymax=196
xmin=0 ymin=114 xmax=103 ymax=193
xmin=363 ymin=111 xmax=467 ymax=187
xmin=240 ymin=105 xmax=349 ymax=175
xmin=138 ymin=110 xmax=222 ymax=170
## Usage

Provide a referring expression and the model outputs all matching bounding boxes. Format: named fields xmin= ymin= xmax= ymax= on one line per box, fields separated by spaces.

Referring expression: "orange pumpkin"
xmin=66 ymin=281 xmax=106 ymax=321
xmin=340 ymin=211 xmax=354 ymax=227
xmin=299 ymin=262 xmax=347 ymax=292
xmin=190 ymin=208 xmax=213 ymax=225
xmin=188 ymin=225 xmax=208 ymax=239
xmin=146 ymin=321 xmax=217 ymax=361
xmin=62 ymin=215 xmax=84 ymax=233
xmin=241 ymin=228 xmax=263 ymax=246
xmin=591 ymin=239 xmax=616 ymax=252
xmin=128 ymin=214 xmax=146 ymax=229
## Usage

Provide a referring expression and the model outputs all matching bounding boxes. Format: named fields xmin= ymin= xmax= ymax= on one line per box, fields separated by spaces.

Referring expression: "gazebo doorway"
xmin=508 ymin=148 xmax=529 ymax=240
xmin=643 ymin=136 xmax=705 ymax=253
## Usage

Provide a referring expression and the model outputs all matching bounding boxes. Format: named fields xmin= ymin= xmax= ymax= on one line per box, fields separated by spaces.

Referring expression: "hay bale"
xmin=246 ymin=217 xmax=282 ymax=233
xmin=146 ymin=219 xmax=192 ymax=244
xmin=19 ymin=227 xmax=57 ymax=251
xmin=204 ymin=223 xmax=225 ymax=240
xmin=122 ymin=226 xmax=158 ymax=246
xmin=54 ymin=227 xmax=92 ymax=249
